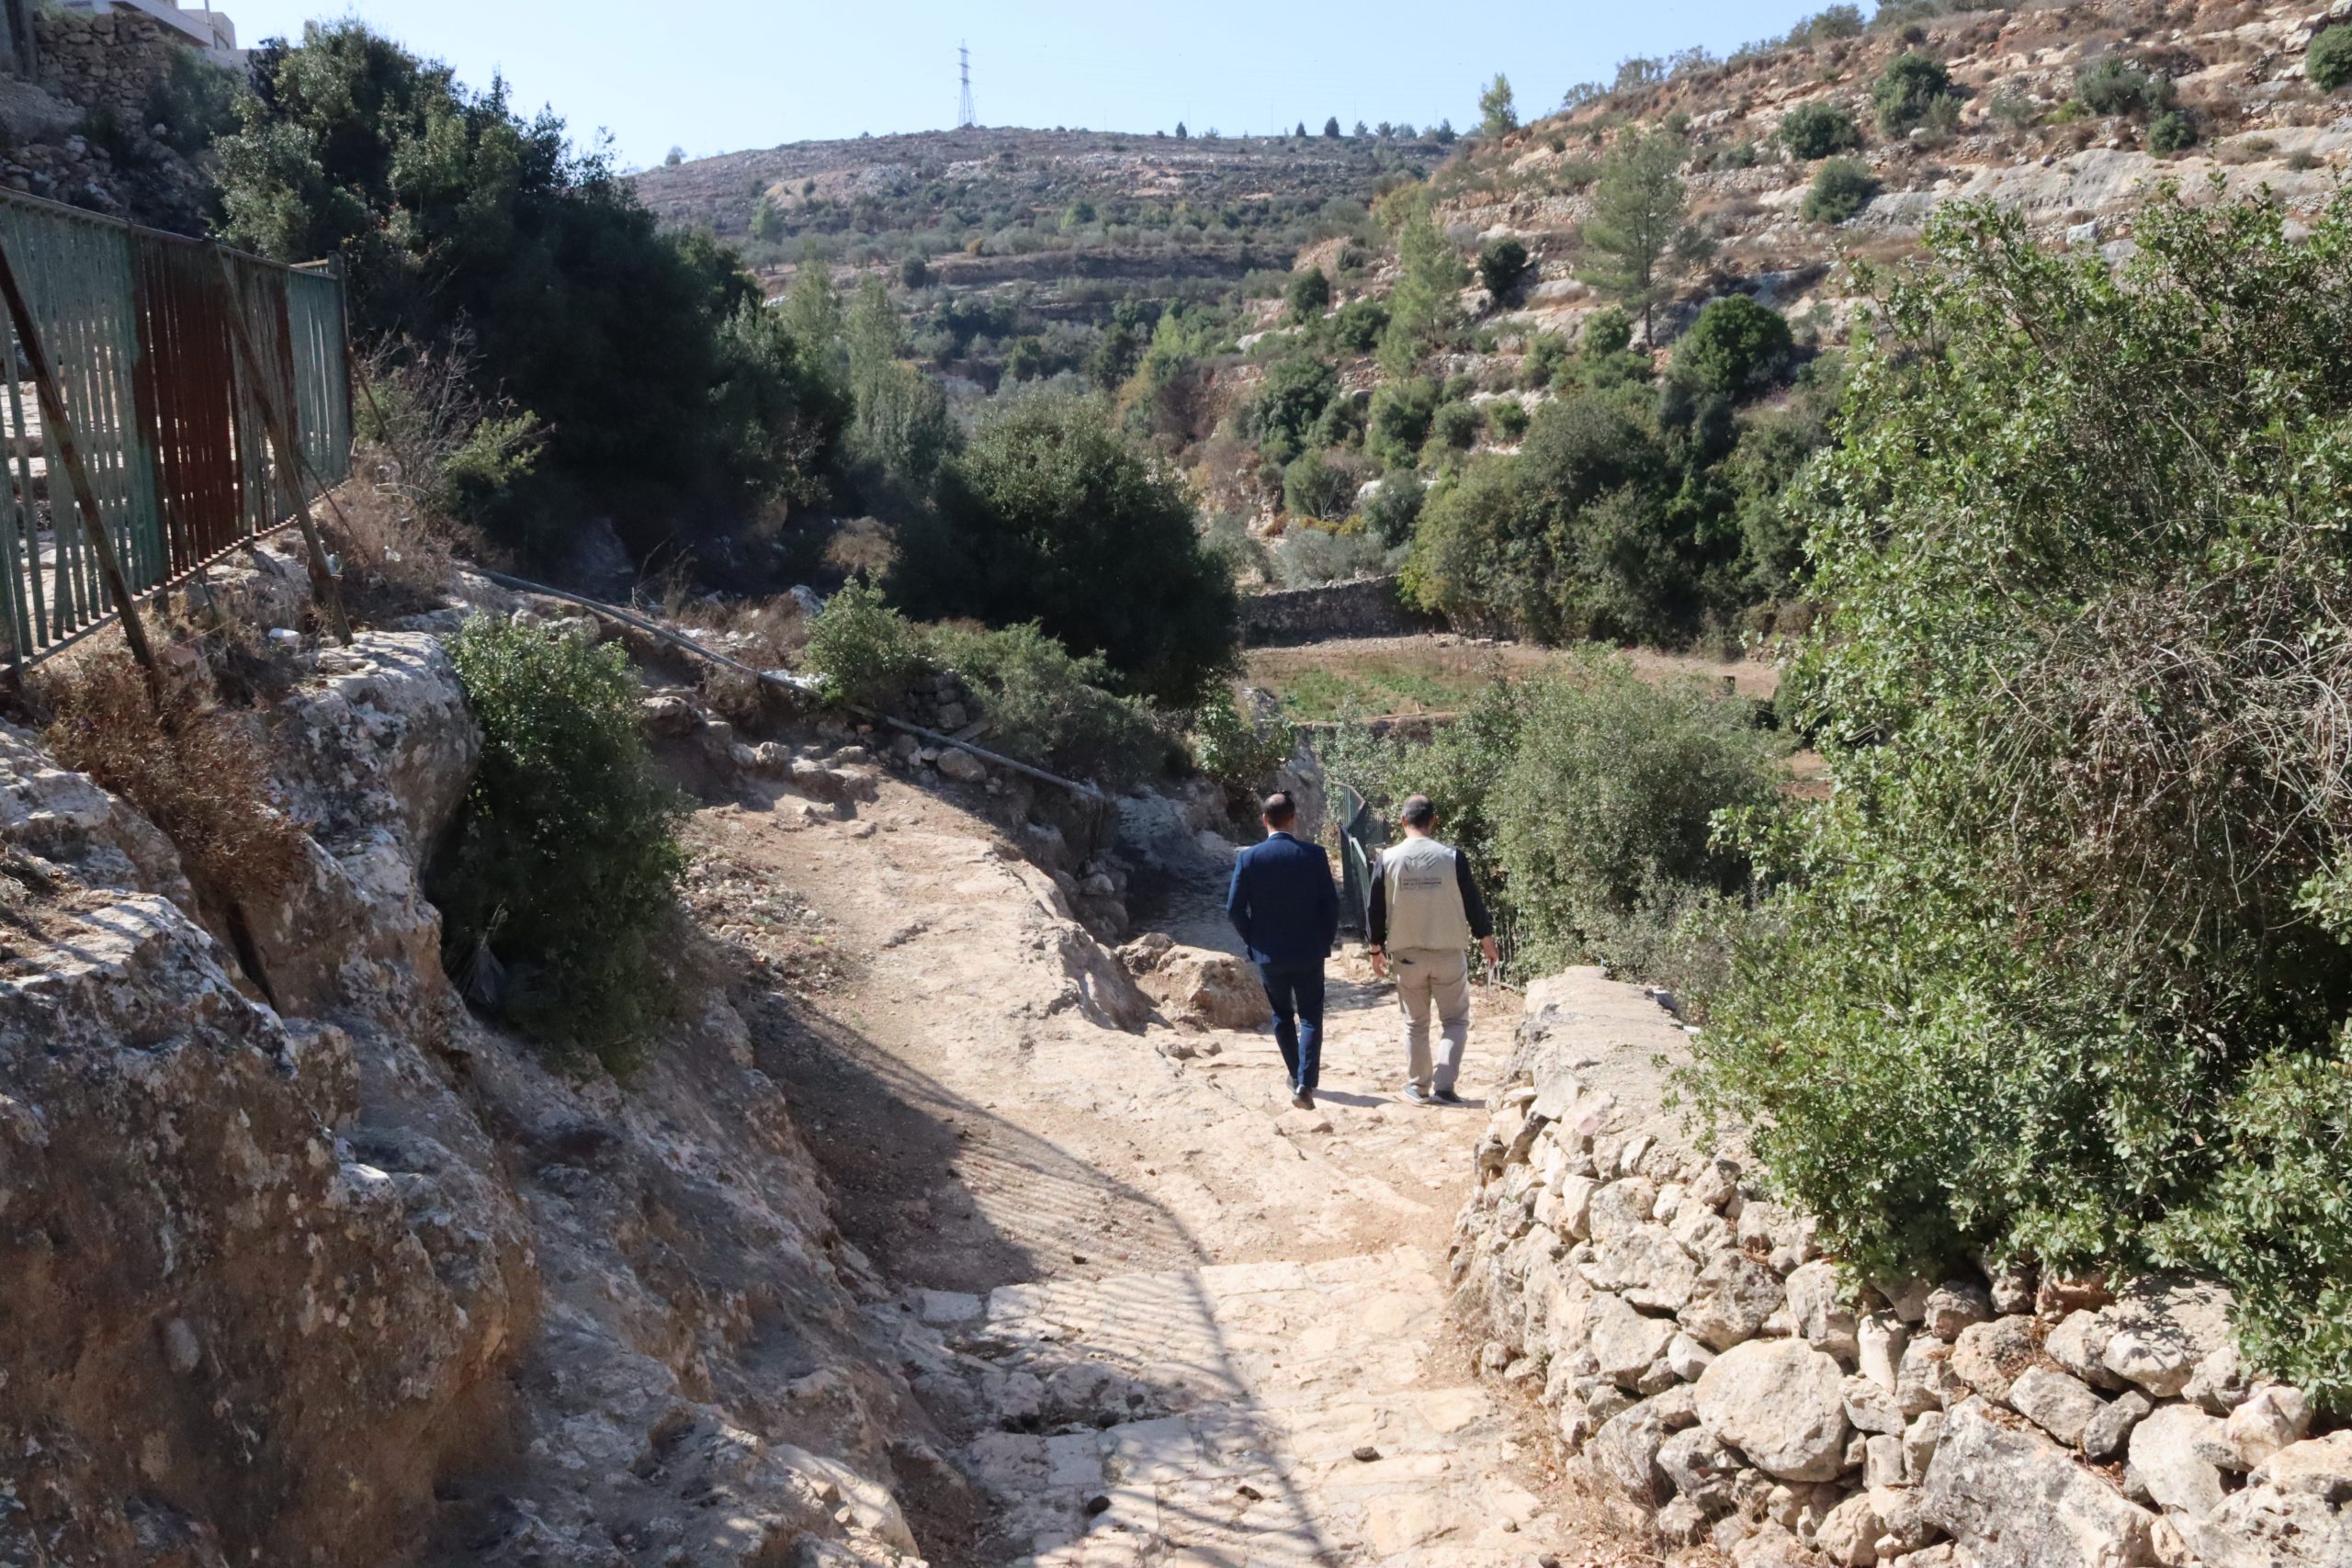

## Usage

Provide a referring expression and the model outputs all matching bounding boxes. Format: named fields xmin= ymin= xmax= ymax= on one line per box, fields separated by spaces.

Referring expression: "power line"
xmin=957 ymin=41 xmax=977 ymax=129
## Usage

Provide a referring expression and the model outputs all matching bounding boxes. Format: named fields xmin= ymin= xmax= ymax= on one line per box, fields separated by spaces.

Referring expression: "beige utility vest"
xmin=1381 ymin=836 xmax=1471 ymax=952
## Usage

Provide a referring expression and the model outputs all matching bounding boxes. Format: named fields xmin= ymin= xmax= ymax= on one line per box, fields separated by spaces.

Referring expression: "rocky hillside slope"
xmin=0 ymin=560 xmax=976 ymax=1567
xmin=1433 ymin=0 xmax=2351 ymax=347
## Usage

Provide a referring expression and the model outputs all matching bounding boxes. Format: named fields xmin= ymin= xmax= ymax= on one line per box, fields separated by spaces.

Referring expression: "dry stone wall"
xmin=1451 ymin=969 xmax=2352 ymax=1567
xmin=1240 ymin=575 xmax=1437 ymax=646
xmin=31 ymin=6 xmax=183 ymax=115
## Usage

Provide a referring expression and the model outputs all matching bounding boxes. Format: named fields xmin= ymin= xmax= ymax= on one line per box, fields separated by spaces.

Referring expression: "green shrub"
xmin=1237 ymin=355 xmax=1340 ymax=463
xmin=1272 ymin=524 xmax=1389 ymax=587
xmin=2148 ymin=110 xmax=2199 ymax=154
xmin=1361 ymin=475 xmax=1426 ymax=545
xmin=927 ymin=623 xmax=1164 ymax=784
xmin=1189 ymin=689 xmax=1291 ymax=795
xmin=1282 ymin=448 xmax=1355 ymax=519
xmin=1287 ymin=266 xmax=1333 ymax=321
xmin=1804 ymin=157 xmax=1878 ymax=223
xmin=1778 ymin=99 xmax=1864 ymax=159
xmin=1690 ymin=190 xmax=2352 ymax=1409
xmin=435 ymin=618 xmax=687 ymax=1073
xmin=1429 ymin=400 xmax=1484 ymax=450
xmin=1675 ymin=295 xmax=1794 ymax=395
xmin=804 ymin=580 xmax=925 ymax=708
xmin=2310 ymin=26 xmax=2352 ymax=92
xmin=1367 ymin=377 xmax=1441 ymax=468
xmin=2075 ymin=55 xmax=2173 ymax=117
xmin=1493 ymin=656 xmax=1785 ymax=975
xmin=1871 ymin=51 xmax=1957 ymax=135
xmin=1477 ymin=236 xmax=1531 ymax=297
xmin=1522 ymin=332 xmax=1572 ymax=389
xmin=896 ymin=391 xmax=1238 ymax=706
xmin=145 ymin=49 xmax=244 ymax=158
xmin=1329 ymin=297 xmax=1389 ymax=353
xmin=1582 ymin=307 xmax=1634 ymax=355
xmin=1487 ymin=398 xmax=1531 ymax=440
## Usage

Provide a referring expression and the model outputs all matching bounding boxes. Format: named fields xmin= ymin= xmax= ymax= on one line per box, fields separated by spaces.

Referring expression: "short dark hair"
xmin=1399 ymin=794 xmax=1437 ymax=829
xmin=1261 ymin=790 xmax=1297 ymax=827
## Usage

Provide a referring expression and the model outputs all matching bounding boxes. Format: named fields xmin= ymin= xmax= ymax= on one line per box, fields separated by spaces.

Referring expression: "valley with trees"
xmin=4 ymin=0 xmax=2352 ymax=1565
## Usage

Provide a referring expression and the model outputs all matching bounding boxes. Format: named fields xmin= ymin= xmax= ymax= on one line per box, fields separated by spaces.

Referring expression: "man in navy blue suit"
xmin=1226 ymin=790 xmax=1340 ymax=1110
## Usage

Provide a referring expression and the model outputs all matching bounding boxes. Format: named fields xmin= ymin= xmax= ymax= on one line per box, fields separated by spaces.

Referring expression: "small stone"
xmin=1895 ymin=1334 xmax=1963 ymax=1417
xmin=1923 ymin=1280 xmax=1995 ymax=1340
xmin=1903 ymin=1410 xmax=1944 ymax=1481
xmin=937 ymin=746 xmax=989 ymax=783
xmin=2009 ymin=1365 xmax=2106 ymax=1448
xmin=1084 ymin=1494 xmax=1112 ymax=1516
xmin=1351 ymin=1445 xmax=1381 ymax=1462
xmin=161 ymin=1318 xmax=201 ymax=1375
xmin=2224 ymin=1383 xmax=2312 ymax=1471
xmin=2084 ymin=1389 xmax=2154 ymax=1461
xmin=1857 ymin=1310 xmax=1907 ymax=1393
xmin=2130 ymin=1403 xmax=2232 ymax=1519
xmin=2046 ymin=1310 xmax=2126 ymax=1391
xmin=1951 ymin=1316 xmax=2040 ymax=1404
xmin=1785 ymin=1260 xmax=1859 ymax=1361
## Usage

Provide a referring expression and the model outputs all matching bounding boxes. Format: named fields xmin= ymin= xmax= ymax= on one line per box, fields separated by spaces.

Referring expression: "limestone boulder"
xmin=1120 ymin=941 xmax=1268 ymax=1031
xmin=1814 ymin=1485 xmax=1937 ymax=1567
xmin=1591 ymin=1394 xmax=1681 ymax=1505
xmin=2193 ymin=1431 xmax=2352 ymax=1567
xmin=2008 ymin=1365 xmax=2107 ymax=1449
xmin=1920 ymin=1399 xmax=2159 ymax=1568
xmin=1680 ymin=1252 xmax=1784 ymax=1351
xmin=1785 ymin=1259 xmax=1860 ymax=1361
xmin=1951 ymin=1315 xmax=2040 ymax=1404
xmin=1694 ymin=1338 xmax=1852 ymax=1483
xmin=2127 ymin=1403 xmax=2230 ymax=1519
xmin=2098 ymin=1277 xmax=2235 ymax=1399
xmin=1589 ymin=1292 xmax=1678 ymax=1389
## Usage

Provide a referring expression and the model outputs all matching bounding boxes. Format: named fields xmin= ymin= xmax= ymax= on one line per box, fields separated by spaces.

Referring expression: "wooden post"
xmin=211 ymin=252 xmax=352 ymax=647
xmin=0 ymin=235 xmax=161 ymax=682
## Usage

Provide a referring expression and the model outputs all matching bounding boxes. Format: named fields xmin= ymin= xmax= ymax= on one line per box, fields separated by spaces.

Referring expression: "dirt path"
xmin=684 ymin=773 xmax=1635 ymax=1568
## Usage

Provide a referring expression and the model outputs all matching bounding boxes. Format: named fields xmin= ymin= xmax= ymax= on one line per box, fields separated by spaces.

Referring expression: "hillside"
xmin=1435 ymin=0 xmax=2349 ymax=344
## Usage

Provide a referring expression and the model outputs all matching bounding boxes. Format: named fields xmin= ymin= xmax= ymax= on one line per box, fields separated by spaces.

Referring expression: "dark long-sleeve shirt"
xmin=1368 ymin=845 xmax=1493 ymax=945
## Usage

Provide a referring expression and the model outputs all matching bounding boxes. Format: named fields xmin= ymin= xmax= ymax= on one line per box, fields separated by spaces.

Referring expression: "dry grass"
xmin=38 ymin=650 xmax=307 ymax=908
xmin=322 ymin=442 xmax=487 ymax=622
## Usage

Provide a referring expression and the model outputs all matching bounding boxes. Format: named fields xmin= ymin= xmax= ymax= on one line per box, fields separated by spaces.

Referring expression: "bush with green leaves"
xmin=1487 ymin=398 xmax=1531 ymax=441
xmin=1189 ymin=689 xmax=1292 ymax=795
xmin=1521 ymin=332 xmax=1572 ymax=389
xmin=2148 ymin=109 xmax=2199 ymax=153
xmin=1361 ymin=475 xmax=1426 ymax=546
xmin=2312 ymin=26 xmax=2352 ymax=91
xmin=1871 ymin=51 xmax=1957 ymax=136
xmin=1272 ymin=524 xmax=1390 ymax=587
xmin=1282 ymin=448 xmax=1354 ymax=520
xmin=434 ymin=618 xmax=687 ymax=1073
xmin=894 ymin=392 xmax=1238 ymax=706
xmin=1428 ymin=400 xmax=1483 ymax=452
xmin=1674 ymin=295 xmax=1793 ymax=396
xmin=1804 ymin=157 xmax=1878 ymax=223
xmin=803 ymin=580 xmax=926 ymax=707
xmin=928 ymin=623 xmax=1165 ymax=784
xmin=1237 ymin=355 xmax=1340 ymax=463
xmin=1690 ymin=190 xmax=2352 ymax=1409
xmin=1777 ymin=99 xmax=1864 ymax=159
xmin=1367 ymin=377 xmax=1441 ymax=468
xmin=2075 ymin=55 xmax=2173 ymax=117
xmin=1328 ymin=297 xmax=1389 ymax=353
xmin=1286 ymin=267 xmax=1333 ymax=321
xmin=1477 ymin=236 xmax=1531 ymax=298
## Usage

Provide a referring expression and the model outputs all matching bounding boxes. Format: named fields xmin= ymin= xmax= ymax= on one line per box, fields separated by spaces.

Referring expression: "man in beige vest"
xmin=1367 ymin=795 xmax=1498 ymax=1105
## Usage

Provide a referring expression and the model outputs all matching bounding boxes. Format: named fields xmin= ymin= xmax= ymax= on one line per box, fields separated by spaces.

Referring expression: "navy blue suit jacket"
xmin=1227 ymin=831 xmax=1339 ymax=968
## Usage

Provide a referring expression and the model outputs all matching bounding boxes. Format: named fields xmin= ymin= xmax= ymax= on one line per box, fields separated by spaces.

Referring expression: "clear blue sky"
xmin=223 ymin=2 xmax=1826 ymax=171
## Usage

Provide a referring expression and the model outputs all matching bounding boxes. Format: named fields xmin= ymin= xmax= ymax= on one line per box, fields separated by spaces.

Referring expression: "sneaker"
xmin=1401 ymin=1084 xmax=1434 ymax=1105
xmin=1431 ymin=1087 xmax=1464 ymax=1105
xmin=1291 ymin=1090 xmax=1316 ymax=1111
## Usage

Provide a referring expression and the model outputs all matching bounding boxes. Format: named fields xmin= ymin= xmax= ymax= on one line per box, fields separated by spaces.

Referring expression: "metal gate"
xmin=0 ymin=188 xmax=350 ymax=671
xmin=1331 ymin=780 xmax=1386 ymax=935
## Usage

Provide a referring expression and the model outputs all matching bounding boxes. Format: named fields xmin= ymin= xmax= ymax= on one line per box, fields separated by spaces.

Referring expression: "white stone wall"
xmin=1451 ymin=969 xmax=2352 ymax=1566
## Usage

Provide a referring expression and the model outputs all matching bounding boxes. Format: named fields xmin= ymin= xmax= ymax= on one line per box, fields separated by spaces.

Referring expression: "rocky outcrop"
xmin=0 ymin=630 xmax=966 ymax=1567
xmin=1450 ymin=967 xmax=2349 ymax=1566
xmin=1118 ymin=932 xmax=1268 ymax=1031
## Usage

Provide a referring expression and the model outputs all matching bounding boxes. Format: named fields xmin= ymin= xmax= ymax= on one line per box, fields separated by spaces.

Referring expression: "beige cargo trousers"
xmin=1392 ymin=945 xmax=1471 ymax=1095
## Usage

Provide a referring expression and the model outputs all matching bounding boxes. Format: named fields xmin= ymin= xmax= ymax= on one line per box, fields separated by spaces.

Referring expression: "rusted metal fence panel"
xmin=0 ymin=189 xmax=350 ymax=671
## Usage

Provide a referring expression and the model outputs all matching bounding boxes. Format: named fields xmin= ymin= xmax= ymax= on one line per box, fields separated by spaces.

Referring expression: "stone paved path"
xmin=695 ymin=773 xmax=1634 ymax=1567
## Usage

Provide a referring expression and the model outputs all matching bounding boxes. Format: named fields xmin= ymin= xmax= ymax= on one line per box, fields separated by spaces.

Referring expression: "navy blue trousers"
xmin=1256 ymin=961 xmax=1326 ymax=1093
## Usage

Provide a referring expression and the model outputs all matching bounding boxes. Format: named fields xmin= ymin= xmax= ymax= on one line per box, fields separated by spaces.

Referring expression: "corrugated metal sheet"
xmin=0 ymin=188 xmax=350 ymax=669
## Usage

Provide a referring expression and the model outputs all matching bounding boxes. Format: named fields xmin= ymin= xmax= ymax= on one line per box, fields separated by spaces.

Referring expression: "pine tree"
xmin=1379 ymin=204 xmax=1468 ymax=375
xmin=1579 ymin=128 xmax=1711 ymax=342
xmin=1478 ymin=74 xmax=1518 ymax=138
xmin=1323 ymin=117 xmax=1341 ymax=139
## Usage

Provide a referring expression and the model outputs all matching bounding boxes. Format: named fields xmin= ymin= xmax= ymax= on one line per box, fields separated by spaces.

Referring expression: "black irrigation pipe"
xmin=471 ymin=568 xmax=1108 ymax=803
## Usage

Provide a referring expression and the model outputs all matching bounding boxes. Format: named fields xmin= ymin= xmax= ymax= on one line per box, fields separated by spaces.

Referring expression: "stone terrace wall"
xmin=33 ymin=6 xmax=182 ymax=115
xmin=1240 ymin=575 xmax=1438 ymax=647
xmin=1451 ymin=968 xmax=2352 ymax=1567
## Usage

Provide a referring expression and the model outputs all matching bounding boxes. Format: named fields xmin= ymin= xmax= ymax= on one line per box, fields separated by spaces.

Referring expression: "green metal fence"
xmin=0 ymin=189 xmax=350 ymax=671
